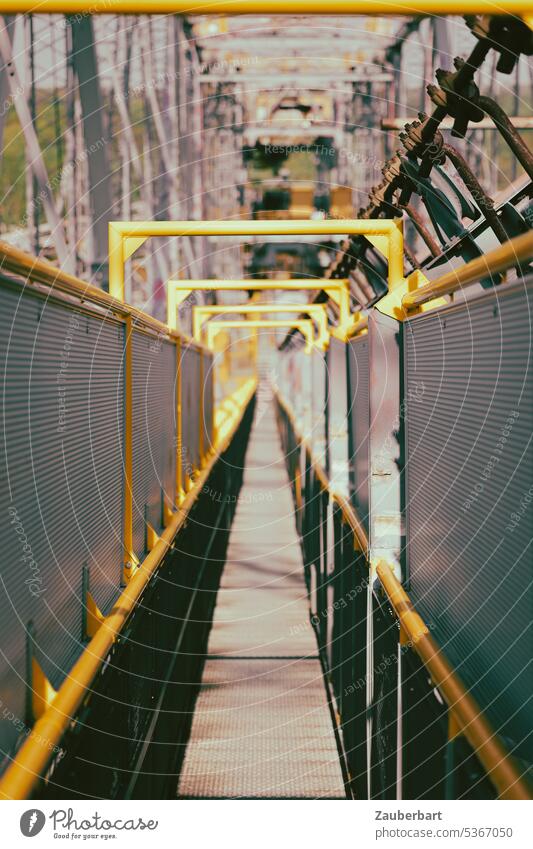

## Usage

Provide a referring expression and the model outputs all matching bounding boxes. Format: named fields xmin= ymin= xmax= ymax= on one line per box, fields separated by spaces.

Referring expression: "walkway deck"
xmin=177 ymin=394 xmax=346 ymax=799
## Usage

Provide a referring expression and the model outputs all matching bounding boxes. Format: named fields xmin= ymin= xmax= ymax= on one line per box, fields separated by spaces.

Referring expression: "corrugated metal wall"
xmin=0 ymin=285 xmax=124 ymax=758
xmin=327 ymin=336 xmax=349 ymax=496
xmin=131 ymin=331 xmax=176 ymax=559
xmin=0 ymin=281 xmax=207 ymax=765
xmin=180 ymin=343 xmax=201 ymax=485
xmin=203 ymin=351 xmax=215 ymax=455
xmin=404 ymin=278 xmax=533 ymax=760
xmin=311 ymin=348 xmax=327 ymax=462
xmin=347 ymin=335 xmax=370 ymax=531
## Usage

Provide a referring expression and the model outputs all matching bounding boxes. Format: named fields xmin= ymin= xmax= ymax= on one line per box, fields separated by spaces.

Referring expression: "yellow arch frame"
xmin=108 ymin=218 xmax=405 ymax=327
xmin=193 ymin=302 xmax=330 ymax=348
xmin=205 ymin=318 xmax=316 ymax=353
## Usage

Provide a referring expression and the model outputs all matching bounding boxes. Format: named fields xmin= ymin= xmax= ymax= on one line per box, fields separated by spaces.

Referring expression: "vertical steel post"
xmin=199 ymin=349 xmax=205 ymax=465
xmin=70 ymin=14 xmax=113 ymax=287
xmin=175 ymin=336 xmax=183 ymax=503
xmin=123 ymin=315 xmax=136 ymax=583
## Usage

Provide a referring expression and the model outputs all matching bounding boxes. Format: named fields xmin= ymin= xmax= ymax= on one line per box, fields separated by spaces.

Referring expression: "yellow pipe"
xmin=110 ymin=220 xmax=402 ymax=238
xmin=346 ymin=315 xmax=368 ymax=338
xmin=108 ymin=221 xmax=124 ymax=318
xmin=376 ymin=560 xmax=533 ymax=801
xmin=403 ymin=231 xmax=533 ymax=311
xmin=170 ymin=278 xmax=355 ymax=337
xmin=276 ymin=383 xmax=530 ymax=799
xmin=206 ymin=318 xmax=315 ymax=352
xmin=194 ymin=303 xmax=330 ymax=346
xmin=0 ymin=378 xmax=256 ymax=801
xmin=122 ymin=316 xmax=136 ymax=582
xmin=175 ymin=337 xmax=183 ymax=503
xmin=0 ymin=238 xmax=196 ymax=346
xmin=110 ymin=219 xmax=404 ymax=301
xmin=1 ymin=1 xmax=528 ymax=14
xmin=171 ymin=279 xmax=348 ymax=289
xmin=332 ymin=491 xmax=369 ymax=554
xmin=199 ymin=351 xmax=205 ymax=465
xmin=169 ymin=280 xmax=349 ymax=332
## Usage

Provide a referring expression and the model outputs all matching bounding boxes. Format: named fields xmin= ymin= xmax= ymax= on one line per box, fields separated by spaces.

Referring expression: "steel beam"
xmin=0 ymin=1 xmax=530 ymax=15
xmin=108 ymin=218 xmax=405 ymax=303
xmin=382 ymin=116 xmax=533 ymax=131
xmin=0 ymin=16 xmax=71 ymax=270
xmin=70 ymin=15 xmax=114 ymax=286
xmin=206 ymin=317 xmax=315 ymax=352
xmin=193 ymin=301 xmax=330 ymax=346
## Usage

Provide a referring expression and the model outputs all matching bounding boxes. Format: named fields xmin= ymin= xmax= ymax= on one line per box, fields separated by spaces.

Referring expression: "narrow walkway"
xmin=177 ymin=393 xmax=346 ymax=799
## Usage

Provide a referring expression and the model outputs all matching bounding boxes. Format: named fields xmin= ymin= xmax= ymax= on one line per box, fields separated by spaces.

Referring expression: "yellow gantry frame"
xmin=109 ymin=218 xmax=405 ymax=324
xmin=206 ymin=318 xmax=316 ymax=353
xmin=168 ymin=277 xmax=355 ymax=336
xmin=3 ymin=1 xmax=531 ymax=15
xmin=193 ymin=302 xmax=330 ymax=348
xmin=276 ymin=390 xmax=533 ymax=801
xmin=376 ymin=229 xmax=533 ymax=320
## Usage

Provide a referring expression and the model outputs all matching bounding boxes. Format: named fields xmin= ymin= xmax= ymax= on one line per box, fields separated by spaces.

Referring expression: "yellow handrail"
xmin=1 ymin=1 xmax=529 ymax=15
xmin=110 ymin=219 xmax=405 ymax=303
xmin=275 ymin=389 xmax=369 ymax=552
xmin=0 ymin=378 xmax=256 ymax=801
xmin=377 ymin=560 xmax=533 ymax=801
xmin=0 ymin=238 xmax=201 ymax=348
xmin=275 ymin=386 xmax=532 ymax=800
xmin=206 ymin=318 xmax=316 ymax=352
xmin=403 ymin=231 xmax=533 ymax=312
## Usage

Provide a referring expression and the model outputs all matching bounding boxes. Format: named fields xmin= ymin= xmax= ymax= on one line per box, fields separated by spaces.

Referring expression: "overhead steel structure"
xmin=0 ymin=1 xmax=532 ymax=804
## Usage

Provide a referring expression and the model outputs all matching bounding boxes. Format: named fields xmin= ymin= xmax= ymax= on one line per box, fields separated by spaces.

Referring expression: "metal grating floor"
xmin=177 ymin=396 xmax=346 ymax=799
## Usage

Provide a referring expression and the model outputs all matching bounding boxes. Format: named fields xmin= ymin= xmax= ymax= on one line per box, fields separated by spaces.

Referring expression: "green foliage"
xmin=0 ymin=90 xmax=67 ymax=230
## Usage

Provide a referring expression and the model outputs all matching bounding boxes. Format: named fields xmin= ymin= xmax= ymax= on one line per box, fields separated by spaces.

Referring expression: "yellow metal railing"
xmin=0 ymin=238 xmax=211 ymax=580
xmin=169 ymin=277 xmax=353 ymax=336
xmin=0 ymin=375 xmax=256 ymax=801
xmin=274 ymin=387 xmax=532 ymax=801
xmin=108 ymin=219 xmax=406 ymax=307
xmin=402 ymin=230 xmax=533 ymax=312
xmin=0 ymin=238 xmax=259 ymax=799
xmin=377 ymin=560 xmax=532 ymax=801
xmin=193 ymin=302 xmax=330 ymax=348
xmin=206 ymin=318 xmax=316 ymax=353
xmin=2 ymin=1 xmax=530 ymax=15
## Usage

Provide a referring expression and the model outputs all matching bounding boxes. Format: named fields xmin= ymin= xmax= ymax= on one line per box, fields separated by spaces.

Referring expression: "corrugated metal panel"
xmin=180 ymin=343 xmax=200 ymax=485
xmin=327 ymin=337 xmax=349 ymax=496
xmin=311 ymin=348 xmax=327 ymax=462
xmin=0 ymin=285 xmax=123 ymax=759
xmin=404 ymin=277 xmax=533 ymax=759
xmin=203 ymin=351 xmax=214 ymax=454
xmin=131 ymin=331 xmax=176 ymax=559
xmin=189 ymin=346 xmax=201 ymax=472
xmin=347 ymin=335 xmax=370 ymax=531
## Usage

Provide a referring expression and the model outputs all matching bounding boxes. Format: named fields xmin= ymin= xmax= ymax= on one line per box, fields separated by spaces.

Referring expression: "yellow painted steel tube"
xmin=111 ymin=219 xmax=404 ymax=301
xmin=0 ymin=238 xmax=190 ymax=344
xmin=111 ymin=220 xmax=401 ymax=238
xmin=332 ymin=491 xmax=369 ymax=554
xmin=346 ymin=315 xmax=368 ymax=337
xmin=172 ymin=279 xmax=348 ymax=289
xmin=206 ymin=318 xmax=315 ymax=351
xmin=276 ymin=374 xmax=531 ymax=799
xmin=0 ymin=378 xmax=256 ymax=801
xmin=122 ymin=316 xmax=136 ymax=582
xmin=403 ymin=230 xmax=533 ymax=311
xmin=376 ymin=560 xmax=533 ymax=801
xmin=1 ymin=1 xmax=529 ymax=15
xmin=194 ymin=302 xmax=330 ymax=344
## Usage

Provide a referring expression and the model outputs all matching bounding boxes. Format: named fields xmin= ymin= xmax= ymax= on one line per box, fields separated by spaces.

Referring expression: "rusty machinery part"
xmin=322 ymin=14 xmax=533 ymax=292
